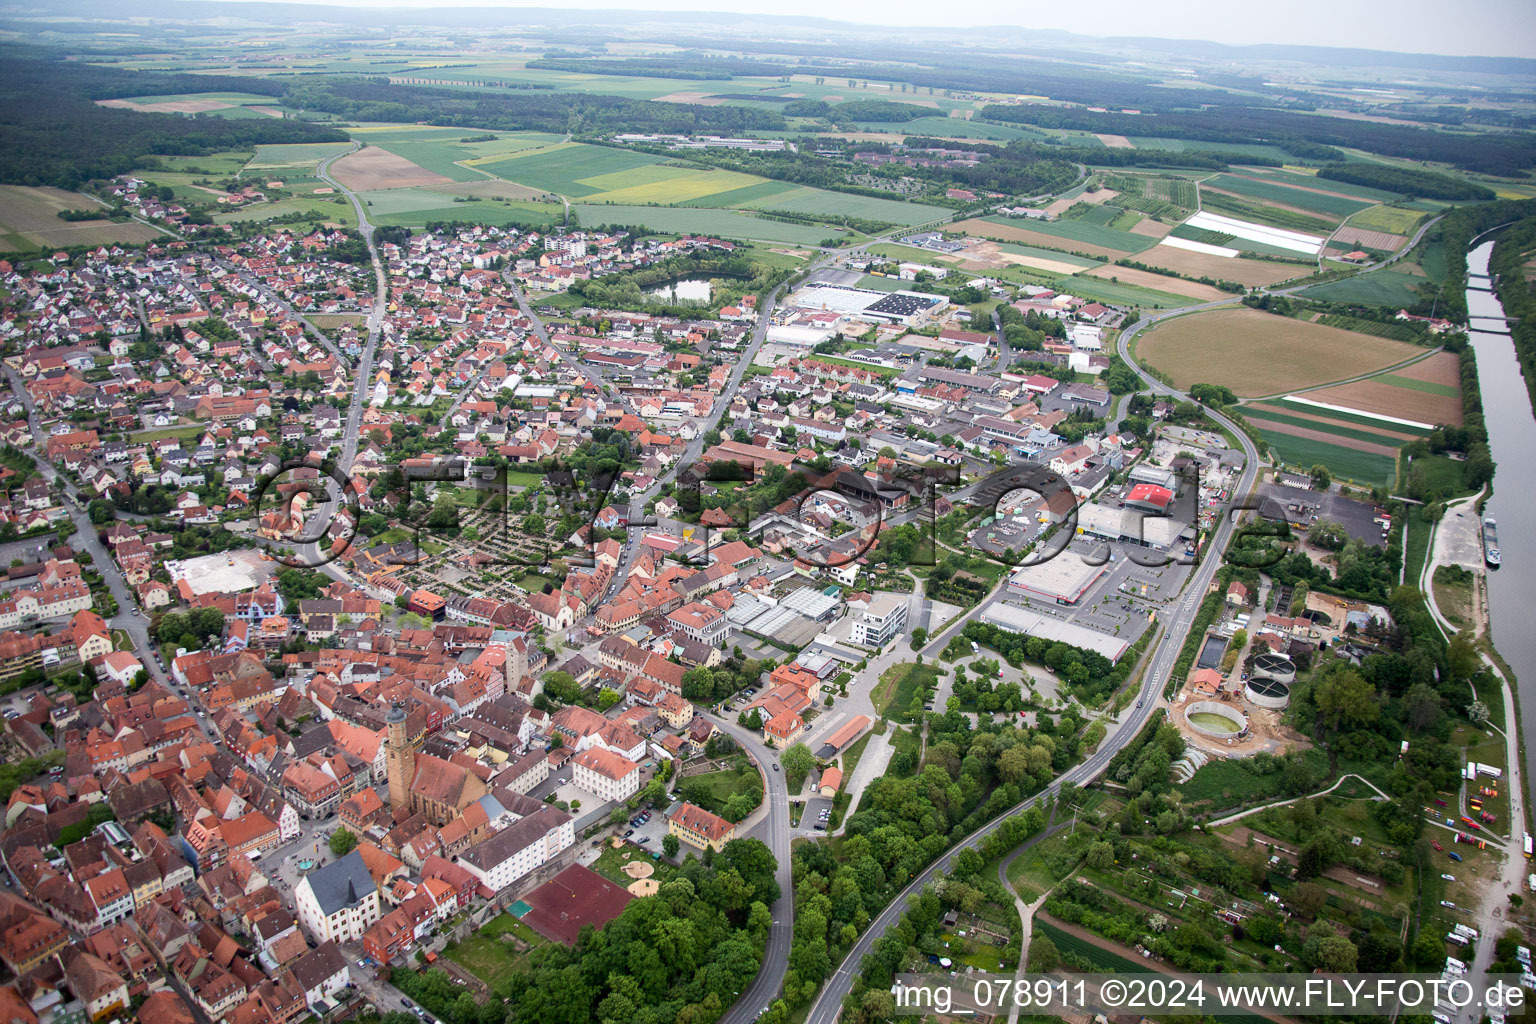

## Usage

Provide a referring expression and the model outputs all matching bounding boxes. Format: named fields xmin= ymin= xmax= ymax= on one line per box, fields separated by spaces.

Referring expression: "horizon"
xmin=202 ymin=0 xmax=1536 ymax=60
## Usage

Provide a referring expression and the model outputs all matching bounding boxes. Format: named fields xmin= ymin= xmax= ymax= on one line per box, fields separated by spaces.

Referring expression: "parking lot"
xmin=802 ymin=796 xmax=833 ymax=833
xmin=619 ymin=806 xmax=668 ymax=850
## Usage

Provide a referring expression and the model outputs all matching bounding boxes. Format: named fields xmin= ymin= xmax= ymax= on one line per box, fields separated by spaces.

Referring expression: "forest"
xmin=281 ymin=77 xmax=786 ymax=135
xmin=0 ymin=58 xmax=345 ymax=188
xmin=1316 ymin=162 xmax=1496 ymax=201
xmin=980 ymin=102 xmax=1536 ymax=175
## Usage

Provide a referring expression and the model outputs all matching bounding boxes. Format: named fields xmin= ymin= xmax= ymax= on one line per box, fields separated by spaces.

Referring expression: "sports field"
xmin=571 ymin=205 xmax=841 ymax=244
xmin=1137 ymin=306 xmax=1423 ymax=398
xmin=0 ymin=185 xmax=162 ymax=251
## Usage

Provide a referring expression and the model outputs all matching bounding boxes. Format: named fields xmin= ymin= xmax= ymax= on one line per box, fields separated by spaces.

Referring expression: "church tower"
xmin=385 ymin=701 xmax=415 ymax=812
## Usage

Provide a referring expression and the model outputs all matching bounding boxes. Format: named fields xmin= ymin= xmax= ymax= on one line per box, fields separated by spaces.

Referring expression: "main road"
xmin=801 ymin=305 xmax=1263 ymax=1024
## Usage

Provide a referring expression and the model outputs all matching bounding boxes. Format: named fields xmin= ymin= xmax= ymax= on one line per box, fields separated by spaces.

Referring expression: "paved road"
xmin=317 ymin=143 xmax=389 ymax=478
xmin=802 ymin=304 xmax=1263 ymax=1024
xmin=4 ymin=369 xmax=170 ymax=687
xmin=705 ymin=714 xmax=795 ymax=1024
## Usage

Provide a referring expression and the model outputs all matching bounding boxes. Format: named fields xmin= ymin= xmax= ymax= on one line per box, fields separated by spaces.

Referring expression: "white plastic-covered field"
xmin=1185 ymin=210 xmax=1325 ymax=256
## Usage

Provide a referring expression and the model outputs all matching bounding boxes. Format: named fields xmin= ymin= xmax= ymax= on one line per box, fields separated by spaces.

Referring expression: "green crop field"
xmin=571 ymin=205 xmax=841 ymax=243
xmin=1273 ymin=397 xmax=1435 ymax=435
xmin=856 ymin=274 xmax=906 ymax=291
xmin=978 ymin=215 xmax=1153 ymax=253
xmin=743 ymin=186 xmax=949 ymax=226
xmin=474 ymin=143 xmax=663 ymax=196
xmin=580 ymin=166 xmax=768 ymax=205
xmin=1377 ymin=373 xmax=1458 ymax=397
xmin=147 ymin=150 xmax=256 ymax=175
xmin=1252 ymin=430 xmax=1397 ymax=486
xmin=1206 ymin=173 xmax=1374 ymax=219
xmin=213 ymin=195 xmax=357 ymax=226
xmin=369 ymin=196 xmax=563 ymax=229
xmin=676 ymin=180 xmax=799 ymax=208
xmin=1052 ymin=275 xmax=1190 ymax=308
xmin=854 ymin=116 xmax=1042 ymax=141
xmin=1238 ymin=406 xmax=1410 ymax=446
xmin=1298 ymin=266 xmax=1430 ymax=307
xmin=1346 ymin=204 xmax=1428 ymax=236
xmin=245 ymin=142 xmax=353 ymax=170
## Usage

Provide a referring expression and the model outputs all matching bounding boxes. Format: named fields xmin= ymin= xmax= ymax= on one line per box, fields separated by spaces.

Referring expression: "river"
xmin=1465 ymin=239 xmax=1536 ymax=812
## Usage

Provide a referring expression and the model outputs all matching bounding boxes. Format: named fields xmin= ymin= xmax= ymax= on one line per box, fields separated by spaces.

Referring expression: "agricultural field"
xmin=1196 ymin=189 xmax=1340 ymax=237
xmin=1204 ymin=173 xmax=1377 ymax=220
xmin=1237 ymin=166 xmax=1403 ymax=202
xmin=1085 ymin=263 xmax=1228 ymax=301
xmin=974 ymin=214 xmax=1156 ymax=254
xmin=1237 ymin=349 xmax=1462 ymax=484
xmin=1136 ymin=306 xmax=1424 ymax=398
xmin=351 ymin=125 xmax=568 ymax=183
xmin=0 ymin=185 xmax=162 ymax=252
xmin=243 ymin=142 xmax=353 ymax=172
xmin=952 ymin=218 xmax=1137 ymax=260
xmin=1298 ymin=262 xmax=1434 ymax=306
xmin=1344 ymin=204 xmax=1428 ymax=237
xmin=330 ymin=146 xmax=451 ymax=190
xmin=96 ymin=91 xmax=290 ymax=117
xmin=1136 ymin=242 xmax=1306 ymax=287
xmin=213 ymin=194 xmax=356 ymax=227
xmin=571 ymin=205 xmax=841 ymax=243
xmin=740 ymin=186 xmax=948 ymax=226
xmin=362 ymin=189 xmax=563 ymax=229
xmin=993 ymin=242 xmax=1104 ymax=272
xmin=855 ymin=116 xmax=1043 ymax=140
xmin=473 ymin=142 xmax=662 ymax=196
xmin=1302 ymin=360 xmax=1464 ymax=426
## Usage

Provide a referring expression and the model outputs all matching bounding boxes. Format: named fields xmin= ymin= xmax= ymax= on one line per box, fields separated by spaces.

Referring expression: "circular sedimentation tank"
xmin=1253 ymin=652 xmax=1296 ymax=685
xmin=1245 ymin=673 xmax=1292 ymax=710
xmin=1185 ymin=700 xmax=1248 ymax=739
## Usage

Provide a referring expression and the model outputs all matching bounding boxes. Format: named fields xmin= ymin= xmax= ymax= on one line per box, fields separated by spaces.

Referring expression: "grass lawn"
xmin=442 ymin=912 xmax=543 ymax=993
xmin=676 ymin=758 xmax=762 ymax=818
xmin=872 ymin=662 xmax=941 ymax=722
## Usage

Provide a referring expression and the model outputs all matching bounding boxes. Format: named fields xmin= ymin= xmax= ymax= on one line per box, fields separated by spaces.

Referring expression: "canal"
xmin=1465 ymin=239 xmax=1536 ymax=813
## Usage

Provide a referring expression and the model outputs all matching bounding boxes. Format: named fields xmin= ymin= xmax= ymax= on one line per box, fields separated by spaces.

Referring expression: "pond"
xmin=644 ymin=275 xmax=714 ymax=302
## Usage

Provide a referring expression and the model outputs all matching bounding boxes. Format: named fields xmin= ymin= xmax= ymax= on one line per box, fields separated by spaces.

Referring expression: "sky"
xmin=233 ymin=0 xmax=1536 ymax=59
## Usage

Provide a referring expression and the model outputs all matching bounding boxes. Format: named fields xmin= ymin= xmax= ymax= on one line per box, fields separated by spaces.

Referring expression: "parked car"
xmin=624 ymin=829 xmax=634 ymax=837
xmin=1431 ymin=840 xmax=1443 ymax=851
xmin=1450 ymin=851 xmax=1463 ymax=862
